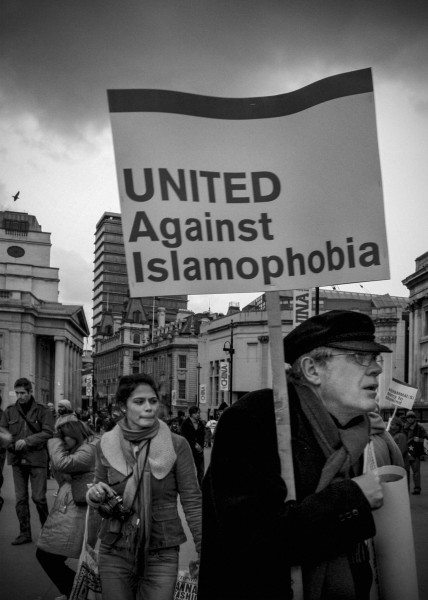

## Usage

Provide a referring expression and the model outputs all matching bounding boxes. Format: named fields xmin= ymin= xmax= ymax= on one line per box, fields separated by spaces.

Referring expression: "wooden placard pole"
xmin=265 ymin=290 xmax=303 ymax=599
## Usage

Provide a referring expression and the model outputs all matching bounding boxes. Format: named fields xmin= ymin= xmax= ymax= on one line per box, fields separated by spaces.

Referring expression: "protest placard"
xmin=385 ymin=378 xmax=418 ymax=410
xmin=108 ymin=68 xmax=389 ymax=299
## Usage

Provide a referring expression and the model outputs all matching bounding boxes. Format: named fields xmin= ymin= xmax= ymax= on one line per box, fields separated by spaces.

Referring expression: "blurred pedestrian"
xmin=0 ymin=377 xmax=54 ymax=545
xmin=87 ymin=373 xmax=201 ymax=600
xmin=180 ymin=406 xmax=205 ymax=487
xmin=388 ymin=416 xmax=408 ymax=462
xmin=403 ymin=410 xmax=428 ymax=494
xmin=36 ymin=417 xmax=98 ymax=599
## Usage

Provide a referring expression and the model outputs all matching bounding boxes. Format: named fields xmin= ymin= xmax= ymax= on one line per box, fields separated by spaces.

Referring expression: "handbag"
xmin=70 ymin=508 xmax=102 ymax=600
xmin=71 ymin=471 xmax=94 ymax=506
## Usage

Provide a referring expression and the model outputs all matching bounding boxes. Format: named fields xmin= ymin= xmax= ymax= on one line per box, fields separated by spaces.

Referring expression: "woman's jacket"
xmin=92 ymin=421 xmax=202 ymax=554
xmin=37 ymin=436 xmax=98 ymax=558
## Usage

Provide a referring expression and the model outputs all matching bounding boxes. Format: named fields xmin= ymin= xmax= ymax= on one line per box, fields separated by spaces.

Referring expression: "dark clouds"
xmin=1 ymin=0 xmax=428 ymax=139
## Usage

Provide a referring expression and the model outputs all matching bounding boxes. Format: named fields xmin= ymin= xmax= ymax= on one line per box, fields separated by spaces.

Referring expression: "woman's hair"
xmin=115 ymin=373 xmax=159 ymax=406
xmin=57 ymin=419 xmax=93 ymax=447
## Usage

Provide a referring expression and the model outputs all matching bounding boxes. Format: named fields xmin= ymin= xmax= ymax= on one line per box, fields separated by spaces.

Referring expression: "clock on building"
xmin=7 ymin=246 xmax=25 ymax=258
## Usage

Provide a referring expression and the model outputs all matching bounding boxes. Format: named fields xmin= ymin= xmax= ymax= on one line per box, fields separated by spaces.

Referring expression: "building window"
xmin=178 ymin=355 xmax=187 ymax=369
xmin=178 ymin=379 xmax=186 ymax=399
xmin=133 ymin=334 xmax=140 ymax=344
xmin=133 ymin=311 xmax=142 ymax=324
xmin=132 ymin=351 xmax=140 ymax=361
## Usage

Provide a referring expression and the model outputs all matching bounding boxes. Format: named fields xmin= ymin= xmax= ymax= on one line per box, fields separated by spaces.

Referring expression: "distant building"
xmin=139 ymin=312 xmax=216 ymax=416
xmin=198 ymin=289 xmax=409 ymax=419
xmin=403 ymin=251 xmax=428 ymax=415
xmin=0 ymin=210 xmax=89 ymax=408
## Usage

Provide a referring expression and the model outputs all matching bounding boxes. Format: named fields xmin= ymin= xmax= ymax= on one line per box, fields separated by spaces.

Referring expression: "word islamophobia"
xmin=124 ymin=166 xmax=382 ymax=286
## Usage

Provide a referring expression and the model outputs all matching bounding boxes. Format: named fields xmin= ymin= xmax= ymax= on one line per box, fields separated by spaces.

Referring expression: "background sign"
xmin=385 ymin=378 xmax=418 ymax=410
xmin=293 ymin=289 xmax=312 ymax=326
xmin=109 ymin=69 xmax=389 ymax=297
xmin=219 ymin=361 xmax=229 ymax=391
xmin=199 ymin=384 xmax=206 ymax=404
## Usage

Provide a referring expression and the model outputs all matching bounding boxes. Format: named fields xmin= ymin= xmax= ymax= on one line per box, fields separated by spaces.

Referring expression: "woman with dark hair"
xmin=36 ymin=416 xmax=98 ymax=599
xmin=87 ymin=373 xmax=201 ymax=600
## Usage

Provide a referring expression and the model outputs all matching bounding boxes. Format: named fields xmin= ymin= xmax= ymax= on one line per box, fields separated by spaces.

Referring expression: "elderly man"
xmin=199 ymin=310 xmax=392 ymax=600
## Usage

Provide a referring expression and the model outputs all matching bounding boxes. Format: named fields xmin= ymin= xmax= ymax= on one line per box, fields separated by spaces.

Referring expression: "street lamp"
xmin=223 ymin=319 xmax=235 ymax=406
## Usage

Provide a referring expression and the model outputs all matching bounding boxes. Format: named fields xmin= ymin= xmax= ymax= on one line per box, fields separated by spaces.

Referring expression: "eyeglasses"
xmin=329 ymin=352 xmax=383 ymax=367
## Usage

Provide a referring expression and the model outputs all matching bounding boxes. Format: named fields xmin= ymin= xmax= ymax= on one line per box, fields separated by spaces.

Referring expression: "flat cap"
xmin=283 ymin=309 xmax=392 ymax=365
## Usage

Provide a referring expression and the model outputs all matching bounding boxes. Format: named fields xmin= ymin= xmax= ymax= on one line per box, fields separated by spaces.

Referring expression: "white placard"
xmin=108 ymin=69 xmax=389 ymax=297
xmin=385 ymin=378 xmax=418 ymax=410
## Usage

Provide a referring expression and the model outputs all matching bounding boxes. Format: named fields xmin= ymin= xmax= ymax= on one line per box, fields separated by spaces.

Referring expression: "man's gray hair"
xmin=287 ymin=346 xmax=336 ymax=383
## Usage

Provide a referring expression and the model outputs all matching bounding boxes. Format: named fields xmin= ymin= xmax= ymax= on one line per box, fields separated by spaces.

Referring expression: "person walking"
xmin=36 ymin=417 xmax=98 ymax=599
xmin=388 ymin=416 xmax=408 ymax=462
xmin=0 ymin=377 xmax=54 ymax=545
xmin=199 ymin=310 xmax=392 ymax=600
xmin=86 ymin=373 xmax=201 ymax=600
xmin=0 ymin=405 xmax=10 ymax=511
xmin=403 ymin=410 xmax=428 ymax=495
xmin=180 ymin=406 xmax=206 ymax=488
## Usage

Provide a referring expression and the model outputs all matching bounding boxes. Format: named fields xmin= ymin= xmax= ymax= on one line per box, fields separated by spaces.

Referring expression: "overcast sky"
xmin=1 ymin=1 xmax=428 ymax=329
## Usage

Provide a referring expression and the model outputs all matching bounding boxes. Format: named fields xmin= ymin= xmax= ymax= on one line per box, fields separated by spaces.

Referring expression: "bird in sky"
xmin=12 ymin=191 xmax=20 ymax=201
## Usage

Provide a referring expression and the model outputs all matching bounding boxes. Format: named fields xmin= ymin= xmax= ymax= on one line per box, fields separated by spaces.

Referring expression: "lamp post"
xmin=196 ymin=363 xmax=201 ymax=407
xmin=223 ymin=319 xmax=235 ymax=406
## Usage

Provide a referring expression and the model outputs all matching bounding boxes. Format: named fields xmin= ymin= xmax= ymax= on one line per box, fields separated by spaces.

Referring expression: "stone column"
xmin=64 ymin=340 xmax=70 ymax=399
xmin=54 ymin=336 xmax=66 ymax=409
xmin=408 ymin=307 xmax=415 ymax=385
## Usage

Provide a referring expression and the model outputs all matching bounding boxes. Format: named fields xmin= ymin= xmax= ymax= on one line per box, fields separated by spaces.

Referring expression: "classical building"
xmin=403 ymin=251 xmax=428 ymax=415
xmin=197 ymin=289 xmax=409 ymax=419
xmin=0 ymin=211 xmax=89 ymax=409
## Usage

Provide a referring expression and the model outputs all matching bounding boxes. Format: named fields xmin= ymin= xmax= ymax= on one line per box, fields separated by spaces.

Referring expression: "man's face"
xmin=317 ymin=352 xmax=382 ymax=424
xmin=15 ymin=386 xmax=31 ymax=404
xmin=191 ymin=410 xmax=201 ymax=421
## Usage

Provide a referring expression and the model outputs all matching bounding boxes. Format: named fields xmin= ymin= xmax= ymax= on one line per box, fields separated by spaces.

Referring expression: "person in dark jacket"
xmin=199 ymin=310 xmax=392 ymax=600
xmin=180 ymin=405 xmax=205 ymax=487
xmin=403 ymin=410 xmax=428 ymax=494
xmin=0 ymin=378 xmax=54 ymax=544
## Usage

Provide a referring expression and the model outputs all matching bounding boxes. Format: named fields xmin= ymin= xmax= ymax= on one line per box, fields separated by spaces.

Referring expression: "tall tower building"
xmin=93 ymin=212 xmax=188 ymax=337
xmin=93 ymin=212 xmax=128 ymax=333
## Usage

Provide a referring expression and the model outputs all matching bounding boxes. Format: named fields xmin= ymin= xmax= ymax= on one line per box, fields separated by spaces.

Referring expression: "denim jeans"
xmin=12 ymin=465 xmax=49 ymax=535
xmin=99 ymin=543 xmax=179 ymax=600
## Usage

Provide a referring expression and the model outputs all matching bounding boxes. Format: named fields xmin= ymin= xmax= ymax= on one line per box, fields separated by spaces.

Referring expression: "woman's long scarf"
xmin=116 ymin=418 xmax=177 ymax=574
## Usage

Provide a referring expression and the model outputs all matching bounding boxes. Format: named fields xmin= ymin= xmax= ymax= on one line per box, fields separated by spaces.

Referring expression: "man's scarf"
xmin=295 ymin=383 xmax=370 ymax=491
xmin=293 ymin=383 xmax=371 ymax=600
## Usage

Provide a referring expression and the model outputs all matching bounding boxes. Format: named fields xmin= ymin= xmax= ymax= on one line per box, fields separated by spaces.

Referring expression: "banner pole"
xmin=266 ymin=290 xmax=303 ymax=599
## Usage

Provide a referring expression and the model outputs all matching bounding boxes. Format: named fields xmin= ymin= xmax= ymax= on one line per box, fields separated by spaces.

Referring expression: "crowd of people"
xmin=0 ymin=310 xmax=426 ymax=600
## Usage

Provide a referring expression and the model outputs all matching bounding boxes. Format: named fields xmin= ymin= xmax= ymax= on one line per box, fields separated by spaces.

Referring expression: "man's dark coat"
xmin=198 ymin=387 xmax=375 ymax=600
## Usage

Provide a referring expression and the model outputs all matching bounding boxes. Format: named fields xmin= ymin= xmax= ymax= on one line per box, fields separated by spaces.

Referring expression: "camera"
xmin=98 ymin=493 xmax=132 ymax=522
